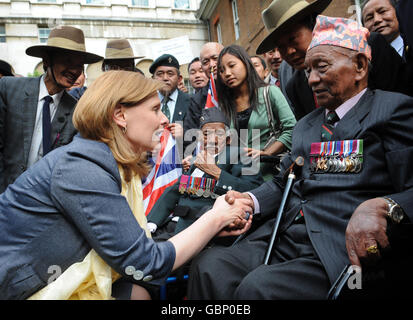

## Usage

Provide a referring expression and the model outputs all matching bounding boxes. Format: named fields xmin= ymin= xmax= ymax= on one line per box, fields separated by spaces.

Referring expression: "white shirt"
xmin=269 ymin=74 xmax=279 ymax=86
xmin=27 ymin=76 xmax=64 ymax=168
xmin=158 ymin=88 xmax=179 ymax=122
xmin=391 ymin=35 xmax=405 ymax=57
xmin=325 ymin=88 xmax=368 ymax=126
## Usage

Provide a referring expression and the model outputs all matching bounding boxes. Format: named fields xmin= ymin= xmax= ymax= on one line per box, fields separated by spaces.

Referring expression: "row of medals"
xmin=179 ymin=176 xmax=219 ymax=199
xmin=311 ymin=154 xmax=363 ymax=173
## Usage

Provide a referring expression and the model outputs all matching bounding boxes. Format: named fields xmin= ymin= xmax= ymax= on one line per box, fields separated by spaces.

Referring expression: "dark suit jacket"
xmin=248 ymin=89 xmax=413 ymax=284
xmin=171 ymin=89 xmax=190 ymax=123
xmin=278 ymin=60 xmax=294 ymax=106
xmin=397 ymin=0 xmax=413 ymax=55
xmin=285 ymin=69 xmax=316 ymax=121
xmin=367 ymin=32 xmax=412 ymax=96
xmin=183 ymin=84 xmax=208 ymax=132
xmin=182 ymin=85 xmax=209 ymax=155
xmin=147 ymin=146 xmax=264 ymax=234
xmin=0 ymin=76 xmax=78 ymax=192
xmin=0 ymin=135 xmax=175 ymax=299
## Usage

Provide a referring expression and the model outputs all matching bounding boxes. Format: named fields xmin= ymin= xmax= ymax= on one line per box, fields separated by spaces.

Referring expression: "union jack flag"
xmin=142 ymin=128 xmax=182 ymax=216
xmin=204 ymin=72 xmax=218 ymax=109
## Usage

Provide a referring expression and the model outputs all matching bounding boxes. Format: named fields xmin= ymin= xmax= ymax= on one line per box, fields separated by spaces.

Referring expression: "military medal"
xmin=193 ymin=177 xmax=201 ymax=195
xmin=179 ymin=175 xmax=189 ymax=194
xmin=187 ymin=176 xmax=195 ymax=194
xmin=353 ymin=154 xmax=362 ymax=173
xmin=203 ymin=178 xmax=211 ymax=198
xmin=310 ymin=139 xmax=363 ymax=174
xmin=195 ymin=177 xmax=204 ymax=196
xmin=210 ymin=179 xmax=218 ymax=199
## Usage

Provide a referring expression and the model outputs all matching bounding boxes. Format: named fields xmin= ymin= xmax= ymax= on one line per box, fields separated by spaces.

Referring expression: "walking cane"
xmin=263 ymin=156 xmax=304 ymax=265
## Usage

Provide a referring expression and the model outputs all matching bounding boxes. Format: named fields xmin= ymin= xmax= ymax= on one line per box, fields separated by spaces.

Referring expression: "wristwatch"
xmin=382 ymin=197 xmax=405 ymax=224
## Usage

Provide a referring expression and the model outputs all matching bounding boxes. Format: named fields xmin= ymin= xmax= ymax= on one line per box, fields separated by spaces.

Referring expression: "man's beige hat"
xmin=26 ymin=25 xmax=103 ymax=64
xmin=104 ymin=39 xmax=144 ymax=60
xmin=256 ymin=0 xmax=332 ymax=54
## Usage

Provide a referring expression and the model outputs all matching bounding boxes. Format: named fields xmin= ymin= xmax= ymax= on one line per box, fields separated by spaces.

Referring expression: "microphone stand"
xmin=263 ymin=156 xmax=304 ymax=265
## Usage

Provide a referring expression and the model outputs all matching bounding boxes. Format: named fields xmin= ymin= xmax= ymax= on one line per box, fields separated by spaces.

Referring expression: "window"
xmin=0 ymin=25 xmax=5 ymax=43
xmin=174 ymin=0 xmax=190 ymax=9
xmin=38 ymin=27 xmax=51 ymax=44
xmin=231 ymin=0 xmax=240 ymax=40
xmin=184 ymin=79 xmax=194 ymax=94
xmin=216 ymin=21 xmax=222 ymax=44
xmin=86 ymin=0 xmax=105 ymax=4
xmin=131 ymin=0 xmax=149 ymax=6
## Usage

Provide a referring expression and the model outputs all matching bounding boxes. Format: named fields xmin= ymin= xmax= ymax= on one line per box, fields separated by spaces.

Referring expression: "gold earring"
xmin=122 ymin=125 xmax=127 ymax=134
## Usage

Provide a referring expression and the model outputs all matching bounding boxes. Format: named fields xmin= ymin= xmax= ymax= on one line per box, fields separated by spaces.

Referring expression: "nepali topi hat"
xmin=308 ymin=15 xmax=372 ymax=60
xmin=199 ymin=107 xmax=230 ymax=128
xmin=256 ymin=0 xmax=332 ymax=54
xmin=26 ymin=25 xmax=103 ymax=64
xmin=104 ymin=39 xmax=144 ymax=60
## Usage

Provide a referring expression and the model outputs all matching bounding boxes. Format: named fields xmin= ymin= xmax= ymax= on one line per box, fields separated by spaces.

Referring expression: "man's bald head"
xmin=200 ymin=42 xmax=224 ymax=79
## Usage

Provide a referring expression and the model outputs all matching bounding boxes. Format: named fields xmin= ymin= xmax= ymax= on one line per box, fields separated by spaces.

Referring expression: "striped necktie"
xmin=161 ymin=96 xmax=171 ymax=123
xmin=42 ymin=95 xmax=53 ymax=155
xmin=321 ymin=110 xmax=339 ymax=141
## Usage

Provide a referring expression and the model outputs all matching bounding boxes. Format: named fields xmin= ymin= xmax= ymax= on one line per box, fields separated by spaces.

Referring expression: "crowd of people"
xmin=0 ymin=0 xmax=412 ymax=300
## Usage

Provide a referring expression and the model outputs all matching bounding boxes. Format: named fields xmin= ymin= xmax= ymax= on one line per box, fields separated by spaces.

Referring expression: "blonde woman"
xmin=0 ymin=71 xmax=252 ymax=300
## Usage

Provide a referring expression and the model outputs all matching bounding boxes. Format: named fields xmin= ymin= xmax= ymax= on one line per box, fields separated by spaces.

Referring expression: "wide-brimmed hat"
xmin=0 ymin=60 xmax=14 ymax=76
xmin=256 ymin=0 xmax=332 ymax=54
xmin=26 ymin=25 xmax=103 ymax=64
xmin=104 ymin=39 xmax=144 ymax=60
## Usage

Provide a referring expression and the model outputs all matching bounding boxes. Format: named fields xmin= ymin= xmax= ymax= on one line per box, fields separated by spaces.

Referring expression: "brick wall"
xmin=205 ymin=0 xmax=356 ymax=56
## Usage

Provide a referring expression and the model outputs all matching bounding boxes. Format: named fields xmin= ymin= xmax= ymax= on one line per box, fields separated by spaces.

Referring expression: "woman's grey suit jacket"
xmin=0 ymin=135 xmax=175 ymax=299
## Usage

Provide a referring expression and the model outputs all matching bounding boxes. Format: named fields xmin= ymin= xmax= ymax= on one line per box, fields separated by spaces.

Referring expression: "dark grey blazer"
xmin=249 ymin=89 xmax=413 ymax=284
xmin=0 ymin=135 xmax=175 ymax=300
xmin=171 ymin=89 xmax=190 ymax=123
xmin=0 ymin=76 xmax=78 ymax=192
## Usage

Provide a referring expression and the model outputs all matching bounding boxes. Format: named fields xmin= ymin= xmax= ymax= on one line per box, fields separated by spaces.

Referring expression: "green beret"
xmin=149 ymin=54 xmax=180 ymax=74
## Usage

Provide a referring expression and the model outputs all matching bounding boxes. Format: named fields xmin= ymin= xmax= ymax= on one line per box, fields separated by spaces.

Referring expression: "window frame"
xmin=173 ymin=0 xmax=190 ymax=10
xmin=231 ymin=0 xmax=240 ymax=40
xmin=0 ymin=25 xmax=6 ymax=43
xmin=85 ymin=0 xmax=105 ymax=5
xmin=216 ymin=21 xmax=222 ymax=44
xmin=38 ymin=27 xmax=51 ymax=44
xmin=131 ymin=0 xmax=149 ymax=7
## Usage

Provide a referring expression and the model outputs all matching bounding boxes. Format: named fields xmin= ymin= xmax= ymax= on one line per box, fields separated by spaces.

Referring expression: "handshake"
xmin=210 ymin=190 xmax=255 ymax=237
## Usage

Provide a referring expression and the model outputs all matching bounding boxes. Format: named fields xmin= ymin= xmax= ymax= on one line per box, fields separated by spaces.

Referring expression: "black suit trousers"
xmin=187 ymin=221 xmax=330 ymax=300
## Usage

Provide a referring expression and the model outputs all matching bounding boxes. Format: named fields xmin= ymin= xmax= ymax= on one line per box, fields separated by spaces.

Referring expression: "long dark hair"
xmin=216 ymin=44 xmax=266 ymax=129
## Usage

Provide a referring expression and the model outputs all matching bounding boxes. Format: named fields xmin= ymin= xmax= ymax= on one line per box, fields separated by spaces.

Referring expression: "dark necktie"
xmin=42 ymin=95 xmax=53 ymax=155
xmin=321 ymin=110 xmax=339 ymax=141
xmin=161 ymin=96 xmax=171 ymax=123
